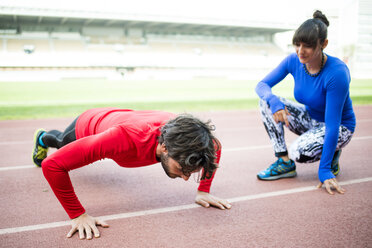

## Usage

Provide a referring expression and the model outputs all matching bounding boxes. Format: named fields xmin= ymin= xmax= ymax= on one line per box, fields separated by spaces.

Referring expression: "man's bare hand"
xmin=67 ymin=213 xmax=109 ymax=240
xmin=273 ymin=107 xmax=290 ymax=127
xmin=195 ymin=191 xmax=231 ymax=210
xmin=317 ymin=178 xmax=345 ymax=195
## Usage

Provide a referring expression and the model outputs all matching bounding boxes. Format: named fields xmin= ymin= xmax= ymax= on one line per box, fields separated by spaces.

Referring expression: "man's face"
xmin=160 ymin=153 xmax=195 ymax=181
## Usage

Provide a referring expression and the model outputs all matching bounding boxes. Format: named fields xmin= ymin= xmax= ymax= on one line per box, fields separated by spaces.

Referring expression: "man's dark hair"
xmin=158 ymin=114 xmax=220 ymax=180
xmin=292 ymin=10 xmax=329 ymax=49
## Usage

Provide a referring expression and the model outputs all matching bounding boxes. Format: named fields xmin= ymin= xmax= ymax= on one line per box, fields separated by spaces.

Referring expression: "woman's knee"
xmin=289 ymin=145 xmax=318 ymax=163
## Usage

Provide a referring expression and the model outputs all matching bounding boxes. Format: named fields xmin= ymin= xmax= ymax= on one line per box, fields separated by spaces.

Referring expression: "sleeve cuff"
xmin=267 ymin=95 xmax=285 ymax=114
xmin=318 ymin=169 xmax=336 ymax=183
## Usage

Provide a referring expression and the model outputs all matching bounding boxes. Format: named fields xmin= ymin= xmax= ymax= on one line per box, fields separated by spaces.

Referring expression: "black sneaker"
xmin=32 ymin=129 xmax=48 ymax=167
xmin=331 ymin=150 xmax=342 ymax=176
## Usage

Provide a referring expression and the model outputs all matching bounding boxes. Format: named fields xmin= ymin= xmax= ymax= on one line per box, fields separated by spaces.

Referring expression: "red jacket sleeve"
xmin=197 ymin=140 xmax=222 ymax=193
xmin=42 ymin=126 xmax=130 ymax=219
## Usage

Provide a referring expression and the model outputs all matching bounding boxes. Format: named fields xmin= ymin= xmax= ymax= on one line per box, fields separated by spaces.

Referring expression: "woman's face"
xmin=294 ymin=41 xmax=323 ymax=64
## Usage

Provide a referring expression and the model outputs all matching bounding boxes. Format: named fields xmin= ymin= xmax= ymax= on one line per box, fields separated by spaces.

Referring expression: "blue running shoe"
xmin=331 ymin=150 xmax=342 ymax=176
xmin=257 ymin=158 xmax=297 ymax=180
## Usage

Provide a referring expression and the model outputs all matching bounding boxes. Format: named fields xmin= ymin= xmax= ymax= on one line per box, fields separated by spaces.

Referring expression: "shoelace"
xmin=267 ymin=160 xmax=281 ymax=171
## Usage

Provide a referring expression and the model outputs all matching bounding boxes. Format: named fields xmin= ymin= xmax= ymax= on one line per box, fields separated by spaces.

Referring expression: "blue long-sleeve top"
xmin=255 ymin=53 xmax=356 ymax=182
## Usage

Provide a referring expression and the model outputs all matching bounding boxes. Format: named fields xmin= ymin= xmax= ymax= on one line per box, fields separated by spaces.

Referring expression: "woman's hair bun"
xmin=313 ymin=10 xmax=329 ymax=27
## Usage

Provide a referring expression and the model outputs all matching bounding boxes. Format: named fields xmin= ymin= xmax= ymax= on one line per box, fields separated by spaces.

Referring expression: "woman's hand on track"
xmin=317 ymin=178 xmax=346 ymax=195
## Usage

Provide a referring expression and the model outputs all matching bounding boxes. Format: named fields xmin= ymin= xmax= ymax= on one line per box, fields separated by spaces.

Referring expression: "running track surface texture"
xmin=0 ymin=106 xmax=371 ymax=248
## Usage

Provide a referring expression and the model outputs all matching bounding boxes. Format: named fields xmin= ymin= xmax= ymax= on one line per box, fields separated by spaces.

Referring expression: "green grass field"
xmin=0 ymin=78 xmax=371 ymax=120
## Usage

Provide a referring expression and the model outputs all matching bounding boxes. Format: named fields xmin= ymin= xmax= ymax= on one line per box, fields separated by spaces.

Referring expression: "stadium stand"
xmin=1 ymin=33 xmax=286 ymax=81
xmin=1 ymin=3 xmax=369 ymax=80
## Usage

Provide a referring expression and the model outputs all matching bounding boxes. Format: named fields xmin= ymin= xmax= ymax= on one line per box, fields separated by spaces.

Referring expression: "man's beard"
xmin=160 ymin=153 xmax=176 ymax=179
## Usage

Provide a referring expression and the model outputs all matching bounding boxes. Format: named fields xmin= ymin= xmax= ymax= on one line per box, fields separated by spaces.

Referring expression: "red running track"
xmin=0 ymin=106 xmax=371 ymax=248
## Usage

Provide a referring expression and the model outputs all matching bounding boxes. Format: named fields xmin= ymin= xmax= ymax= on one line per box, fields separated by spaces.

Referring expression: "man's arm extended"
xmin=195 ymin=139 xmax=231 ymax=209
xmin=42 ymin=126 xmax=130 ymax=239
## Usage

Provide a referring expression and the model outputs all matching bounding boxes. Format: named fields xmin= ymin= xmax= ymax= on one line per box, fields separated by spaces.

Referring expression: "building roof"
xmin=0 ymin=6 xmax=294 ymax=37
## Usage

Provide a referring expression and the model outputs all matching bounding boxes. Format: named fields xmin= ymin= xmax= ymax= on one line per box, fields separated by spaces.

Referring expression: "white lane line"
xmin=0 ymin=176 xmax=371 ymax=235
xmin=357 ymin=119 xmax=372 ymax=123
xmin=0 ymin=145 xmax=273 ymax=171
xmin=353 ymin=135 xmax=372 ymax=140
xmin=3 ymin=134 xmax=369 ymax=149
xmin=2 ymin=120 xmax=372 ymax=147
xmin=227 ymin=177 xmax=372 ymax=203
xmin=224 ymin=144 xmax=272 ymax=152
xmin=223 ymin=135 xmax=372 ymax=152
xmin=0 ymin=141 xmax=31 ymax=146
xmin=1 ymin=135 xmax=371 ymax=172
xmin=0 ymin=165 xmax=35 ymax=171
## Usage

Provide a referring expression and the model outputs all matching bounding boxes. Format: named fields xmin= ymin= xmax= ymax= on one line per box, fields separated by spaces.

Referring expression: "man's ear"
xmin=160 ymin=143 xmax=168 ymax=153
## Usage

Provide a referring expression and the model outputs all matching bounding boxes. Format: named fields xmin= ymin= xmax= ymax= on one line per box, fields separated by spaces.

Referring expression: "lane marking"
xmin=224 ymin=144 xmax=272 ymax=152
xmin=223 ymin=135 xmax=372 ymax=152
xmin=0 ymin=144 xmax=273 ymax=171
xmin=2 ymin=120 xmax=372 ymax=146
xmin=357 ymin=119 xmax=372 ymax=123
xmin=227 ymin=177 xmax=372 ymax=203
xmin=1 ymin=135 xmax=372 ymax=172
xmin=353 ymin=135 xmax=372 ymax=140
xmin=0 ymin=176 xmax=371 ymax=235
xmin=0 ymin=165 xmax=35 ymax=171
xmin=0 ymin=141 xmax=31 ymax=145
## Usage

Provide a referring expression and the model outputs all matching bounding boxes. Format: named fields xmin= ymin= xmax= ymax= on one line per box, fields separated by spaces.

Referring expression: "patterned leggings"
xmin=259 ymin=98 xmax=353 ymax=163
